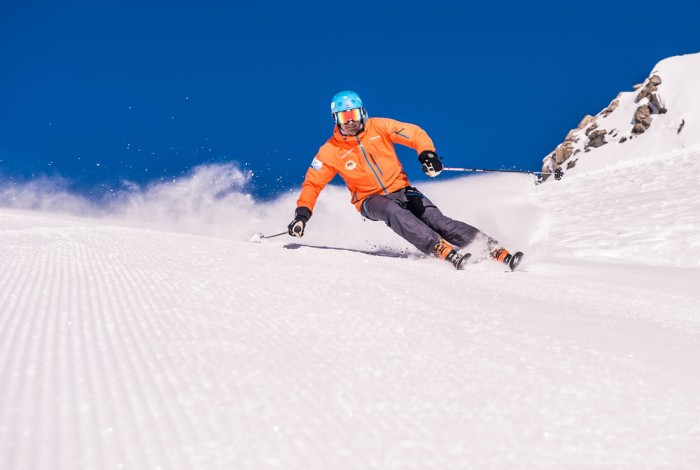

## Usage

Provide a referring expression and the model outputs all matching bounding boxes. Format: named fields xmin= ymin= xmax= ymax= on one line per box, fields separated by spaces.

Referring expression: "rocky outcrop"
xmin=635 ymin=75 xmax=666 ymax=114
xmin=632 ymin=104 xmax=652 ymax=134
xmin=631 ymin=75 xmax=666 ymax=136
xmin=586 ymin=129 xmax=608 ymax=149
xmin=553 ymin=142 xmax=573 ymax=164
xmin=539 ymin=73 xmax=668 ymax=182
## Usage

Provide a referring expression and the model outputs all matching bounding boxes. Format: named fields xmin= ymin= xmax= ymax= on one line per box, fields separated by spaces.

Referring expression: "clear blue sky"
xmin=1 ymin=0 xmax=697 ymax=200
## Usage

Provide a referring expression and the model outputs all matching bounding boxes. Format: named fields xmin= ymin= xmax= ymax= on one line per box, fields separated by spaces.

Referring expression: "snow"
xmin=2 ymin=53 xmax=700 ymax=469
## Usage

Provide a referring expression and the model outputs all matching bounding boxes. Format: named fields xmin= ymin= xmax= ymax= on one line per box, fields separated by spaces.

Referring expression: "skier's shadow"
xmin=283 ymin=243 xmax=412 ymax=259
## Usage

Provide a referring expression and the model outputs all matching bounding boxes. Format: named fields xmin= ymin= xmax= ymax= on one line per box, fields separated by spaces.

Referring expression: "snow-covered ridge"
xmin=540 ymin=52 xmax=700 ymax=180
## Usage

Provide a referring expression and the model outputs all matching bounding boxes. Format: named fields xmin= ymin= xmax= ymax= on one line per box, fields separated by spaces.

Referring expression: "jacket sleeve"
xmin=375 ymin=117 xmax=435 ymax=154
xmin=296 ymin=154 xmax=338 ymax=213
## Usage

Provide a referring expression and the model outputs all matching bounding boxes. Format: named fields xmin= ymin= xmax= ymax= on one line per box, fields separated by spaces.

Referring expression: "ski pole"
xmin=250 ymin=231 xmax=287 ymax=242
xmin=442 ymin=166 xmax=545 ymax=175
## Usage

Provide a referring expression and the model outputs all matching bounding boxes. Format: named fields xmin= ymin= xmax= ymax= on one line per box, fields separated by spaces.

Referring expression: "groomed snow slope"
xmin=1 ymin=143 xmax=700 ymax=469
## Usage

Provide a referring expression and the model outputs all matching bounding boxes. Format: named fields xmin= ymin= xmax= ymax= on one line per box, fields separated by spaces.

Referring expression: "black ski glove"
xmin=418 ymin=150 xmax=443 ymax=177
xmin=288 ymin=207 xmax=312 ymax=237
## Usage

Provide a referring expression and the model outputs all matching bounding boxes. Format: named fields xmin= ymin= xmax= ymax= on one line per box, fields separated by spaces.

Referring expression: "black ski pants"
xmin=360 ymin=186 xmax=496 ymax=255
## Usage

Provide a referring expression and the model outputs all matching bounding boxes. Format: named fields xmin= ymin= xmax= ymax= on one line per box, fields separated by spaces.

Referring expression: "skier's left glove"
xmin=418 ymin=150 xmax=443 ymax=177
xmin=288 ymin=207 xmax=312 ymax=237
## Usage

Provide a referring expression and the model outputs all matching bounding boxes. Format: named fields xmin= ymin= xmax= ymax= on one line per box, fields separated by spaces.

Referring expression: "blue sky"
xmin=1 ymin=0 xmax=697 ymax=200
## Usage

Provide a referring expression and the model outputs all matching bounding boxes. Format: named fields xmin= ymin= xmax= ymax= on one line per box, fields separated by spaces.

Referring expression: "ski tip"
xmin=509 ymin=251 xmax=524 ymax=271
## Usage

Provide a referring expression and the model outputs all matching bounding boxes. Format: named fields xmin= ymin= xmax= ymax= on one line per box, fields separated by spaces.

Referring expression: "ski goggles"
xmin=334 ymin=108 xmax=362 ymax=124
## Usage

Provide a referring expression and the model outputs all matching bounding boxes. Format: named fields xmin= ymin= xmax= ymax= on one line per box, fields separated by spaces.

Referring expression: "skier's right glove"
xmin=418 ymin=150 xmax=443 ymax=177
xmin=288 ymin=207 xmax=312 ymax=237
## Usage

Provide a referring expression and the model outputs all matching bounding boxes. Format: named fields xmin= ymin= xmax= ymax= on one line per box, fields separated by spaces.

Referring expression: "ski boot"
xmin=435 ymin=238 xmax=471 ymax=270
xmin=490 ymin=247 xmax=524 ymax=271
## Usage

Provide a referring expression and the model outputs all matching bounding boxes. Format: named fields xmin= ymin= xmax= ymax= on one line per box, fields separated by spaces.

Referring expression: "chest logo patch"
xmin=345 ymin=160 xmax=357 ymax=171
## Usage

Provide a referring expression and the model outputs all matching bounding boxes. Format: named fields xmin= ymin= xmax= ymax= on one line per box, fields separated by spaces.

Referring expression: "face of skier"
xmin=339 ymin=119 xmax=363 ymax=136
xmin=335 ymin=107 xmax=363 ymax=136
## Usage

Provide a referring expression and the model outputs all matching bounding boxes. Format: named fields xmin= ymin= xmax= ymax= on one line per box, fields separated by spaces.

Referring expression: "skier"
xmin=287 ymin=91 xmax=522 ymax=270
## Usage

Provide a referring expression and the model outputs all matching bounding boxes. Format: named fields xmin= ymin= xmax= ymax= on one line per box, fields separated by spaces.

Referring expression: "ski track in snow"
xmin=2 ymin=145 xmax=700 ymax=469
xmin=1 ymin=191 xmax=699 ymax=470
xmin=5 ymin=53 xmax=700 ymax=470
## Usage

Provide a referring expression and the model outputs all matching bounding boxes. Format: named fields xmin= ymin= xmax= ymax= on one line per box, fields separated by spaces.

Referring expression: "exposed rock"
xmin=632 ymin=123 xmax=647 ymax=134
xmin=585 ymin=122 xmax=599 ymax=136
xmin=632 ymin=105 xmax=653 ymax=134
xmin=619 ymin=136 xmax=628 ymax=143
xmin=566 ymin=159 xmax=578 ymax=170
xmin=635 ymin=105 xmax=652 ymax=125
xmin=648 ymin=94 xmax=667 ymax=114
xmin=554 ymin=142 xmax=574 ymax=164
xmin=565 ymin=129 xmax=580 ymax=143
xmin=585 ymin=129 xmax=607 ymax=149
xmin=577 ymin=115 xmax=596 ymax=130
xmin=635 ymin=85 xmax=657 ymax=103
xmin=602 ymin=98 xmax=620 ymax=117
xmin=635 ymin=75 xmax=667 ymax=113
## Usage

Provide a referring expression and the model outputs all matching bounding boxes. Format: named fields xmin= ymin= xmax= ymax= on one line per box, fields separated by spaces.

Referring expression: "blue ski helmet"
xmin=330 ymin=91 xmax=368 ymax=123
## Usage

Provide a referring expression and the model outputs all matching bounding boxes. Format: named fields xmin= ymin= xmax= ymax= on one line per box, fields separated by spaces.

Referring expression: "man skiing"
xmin=287 ymin=91 xmax=522 ymax=270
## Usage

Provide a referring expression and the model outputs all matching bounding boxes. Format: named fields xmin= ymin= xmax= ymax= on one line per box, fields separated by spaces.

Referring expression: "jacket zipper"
xmin=356 ymin=137 xmax=387 ymax=193
xmin=369 ymin=153 xmax=383 ymax=175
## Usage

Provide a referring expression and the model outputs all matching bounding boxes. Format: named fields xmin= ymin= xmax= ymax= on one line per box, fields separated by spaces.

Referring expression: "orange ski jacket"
xmin=296 ymin=117 xmax=436 ymax=213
